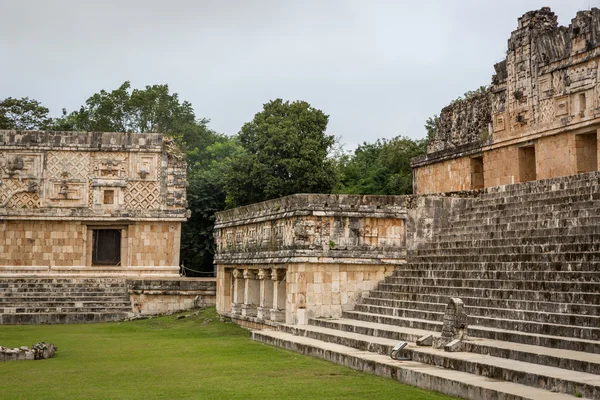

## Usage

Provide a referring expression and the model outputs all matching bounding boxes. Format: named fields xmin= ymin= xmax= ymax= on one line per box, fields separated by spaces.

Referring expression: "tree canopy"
xmin=225 ymin=99 xmax=337 ymax=207
xmin=0 ymin=97 xmax=52 ymax=130
xmin=0 ymin=88 xmax=429 ymax=274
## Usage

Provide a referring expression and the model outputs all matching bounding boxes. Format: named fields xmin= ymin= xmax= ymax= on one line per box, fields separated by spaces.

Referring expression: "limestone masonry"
xmin=0 ymin=130 xmax=216 ymax=323
xmin=413 ymin=7 xmax=600 ymax=194
xmin=216 ymin=8 xmax=600 ymax=400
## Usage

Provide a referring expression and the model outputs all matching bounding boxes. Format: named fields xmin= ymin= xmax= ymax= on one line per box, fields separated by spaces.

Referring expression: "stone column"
xmin=257 ymin=268 xmax=273 ymax=321
xmin=230 ymin=269 xmax=244 ymax=317
xmin=242 ymin=269 xmax=259 ymax=318
xmin=270 ymin=268 xmax=286 ymax=322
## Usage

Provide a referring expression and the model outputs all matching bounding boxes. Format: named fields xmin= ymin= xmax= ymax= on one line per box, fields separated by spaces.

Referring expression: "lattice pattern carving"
xmin=47 ymin=152 xmax=91 ymax=180
xmin=538 ymin=99 xmax=554 ymax=123
xmin=0 ymin=179 xmax=40 ymax=208
xmin=124 ymin=181 xmax=161 ymax=209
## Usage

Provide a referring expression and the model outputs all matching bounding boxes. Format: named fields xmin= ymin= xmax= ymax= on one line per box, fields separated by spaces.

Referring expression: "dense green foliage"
xmin=0 ymin=86 xmax=429 ymax=273
xmin=335 ymin=136 xmax=427 ymax=195
xmin=0 ymin=97 xmax=52 ymax=130
xmin=0 ymin=309 xmax=456 ymax=400
xmin=225 ymin=99 xmax=337 ymax=208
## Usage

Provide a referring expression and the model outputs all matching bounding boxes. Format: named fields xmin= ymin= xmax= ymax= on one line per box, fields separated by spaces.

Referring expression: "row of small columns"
xmin=230 ymin=268 xmax=286 ymax=322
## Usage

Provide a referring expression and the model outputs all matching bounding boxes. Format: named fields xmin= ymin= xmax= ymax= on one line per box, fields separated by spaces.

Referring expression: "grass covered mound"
xmin=0 ymin=308 xmax=455 ymax=400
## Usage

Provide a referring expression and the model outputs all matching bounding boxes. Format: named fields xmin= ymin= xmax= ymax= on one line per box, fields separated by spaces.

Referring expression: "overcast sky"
xmin=0 ymin=0 xmax=596 ymax=149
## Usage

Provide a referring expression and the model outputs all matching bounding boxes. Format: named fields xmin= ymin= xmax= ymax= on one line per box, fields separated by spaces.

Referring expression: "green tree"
xmin=53 ymin=81 xmax=230 ymax=275
xmin=0 ymin=97 xmax=52 ymax=130
xmin=225 ymin=99 xmax=337 ymax=207
xmin=424 ymin=114 xmax=439 ymax=142
xmin=335 ymin=136 xmax=426 ymax=195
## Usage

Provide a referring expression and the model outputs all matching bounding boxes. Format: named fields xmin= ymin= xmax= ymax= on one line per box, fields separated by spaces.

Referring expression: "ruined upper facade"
xmin=413 ymin=8 xmax=600 ymax=194
xmin=0 ymin=130 xmax=187 ymax=269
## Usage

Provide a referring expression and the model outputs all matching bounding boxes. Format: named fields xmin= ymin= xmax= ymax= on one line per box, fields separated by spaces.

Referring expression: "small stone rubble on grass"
xmin=0 ymin=342 xmax=57 ymax=361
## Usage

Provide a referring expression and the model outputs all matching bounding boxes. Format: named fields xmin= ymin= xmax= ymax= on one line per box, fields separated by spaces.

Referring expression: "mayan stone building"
xmin=412 ymin=7 xmax=600 ymax=194
xmin=215 ymin=9 xmax=600 ymax=399
xmin=0 ymin=130 xmax=216 ymax=323
xmin=0 ymin=130 xmax=186 ymax=271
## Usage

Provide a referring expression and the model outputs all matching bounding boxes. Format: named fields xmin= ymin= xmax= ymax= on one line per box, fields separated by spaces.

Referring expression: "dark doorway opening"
xmin=576 ymin=132 xmax=598 ymax=174
xmin=470 ymin=156 xmax=484 ymax=189
xmin=92 ymin=229 xmax=121 ymax=266
xmin=518 ymin=145 xmax=536 ymax=183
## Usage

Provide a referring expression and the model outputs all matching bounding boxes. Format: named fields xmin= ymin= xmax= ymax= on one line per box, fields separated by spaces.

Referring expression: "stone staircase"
xmin=253 ymin=172 xmax=600 ymax=399
xmin=0 ymin=278 xmax=133 ymax=324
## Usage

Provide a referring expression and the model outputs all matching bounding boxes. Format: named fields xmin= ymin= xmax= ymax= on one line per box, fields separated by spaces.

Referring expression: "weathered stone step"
xmin=0 ymin=296 xmax=130 ymax=303
xmin=279 ymin=324 xmax=600 ymax=398
xmin=353 ymin=303 xmax=600 ymax=338
xmin=365 ymin=291 xmax=600 ymax=316
xmin=469 ymin=190 xmax=600 ymax=212
xmin=1 ymin=287 xmax=128 ymax=294
xmin=441 ymin=216 xmax=600 ymax=237
xmin=409 ymin=252 xmax=600 ymax=263
xmin=438 ymin=225 xmax=600 ymax=241
xmin=342 ymin=311 xmax=600 ymax=354
xmin=0 ymin=301 xmax=131 ymax=308
xmin=455 ymin=212 xmax=600 ymax=231
xmin=413 ymin=243 xmax=600 ymax=256
xmin=481 ymin=172 xmax=600 ymax=199
xmin=415 ymin=234 xmax=600 ymax=250
xmin=0 ymin=306 xmax=132 ymax=313
xmin=376 ymin=283 xmax=600 ymax=305
xmin=380 ymin=277 xmax=600 ymax=293
xmin=252 ymin=330 xmax=585 ymax=400
xmin=308 ymin=318 xmax=600 ymax=375
xmin=454 ymin=201 xmax=599 ymax=223
xmin=0 ymin=312 xmax=133 ymax=325
xmin=391 ymin=269 xmax=600 ymax=282
xmin=0 ymin=292 xmax=129 ymax=299
xmin=404 ymin=261 xmax=600 ymax=273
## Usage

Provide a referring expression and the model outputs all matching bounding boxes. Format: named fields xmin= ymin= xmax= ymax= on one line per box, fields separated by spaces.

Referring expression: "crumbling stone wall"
xmin=0 ymin=130 xmax=187 ymax=268
xmin=413 ymin=8 xmax=600 ymax=194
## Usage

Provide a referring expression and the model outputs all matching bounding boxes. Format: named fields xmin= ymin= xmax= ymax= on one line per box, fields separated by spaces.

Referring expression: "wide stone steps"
xmin=0 ymin=312 xmax=133 ymax=325
xmin=364 ymin=292 xmax=600 ymax=316
xmin=413 ymin=242 xmax=600 ymax=256
xmin=252 ymin=330 xmax=590 ymax=400
xmin=416 ymin=234 xmax=600 ymax=250
xmin=277 ymin=323 xmax=600 ymax=398
xmin=436 ymin=225 xmax=600 ymax=242
xmin=352 ymin=303 xmax=600 ymax=340
xmin=406 ymin=261 xmax=600 ymax=272
xmin=376 ymin=283 xmax=600 ymax=305
xmin=453 ymin=201 xmax=599 ymax=224
xmin=379 ymin=277 xmax=600 ymax=293
xmin=307 ymin=318 xmax=600 ymax=375
xmin=341 ymin=311 xmax=600 ymax=354
xmin=0 ymin=277 xmax=133 ymax=324
xmin=465 ymin=189 xmax=600 ymax=212
xmin=391 ymin=269 xmax=600 ymax=282
xmin=408 ymin=252 xmax=600 ymax=263
xmin=358 ymin=298 xmax=600 ymax=328
xmin=481 ymin=172 xmax=600 ymax=199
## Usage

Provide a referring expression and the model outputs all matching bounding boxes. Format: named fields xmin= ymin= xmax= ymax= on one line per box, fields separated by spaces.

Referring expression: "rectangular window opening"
xmin=92 ymin=229 xmax=121 ymax=266
xmin=576 ymin=132 xmax=598 ymax=174
xmin=103 ymin=190 xmax=114 ymax=205
xmin=518 ymin=146 xmax=536 ymax=183
xmin=470 ymin=156 xmax=484 ymax=189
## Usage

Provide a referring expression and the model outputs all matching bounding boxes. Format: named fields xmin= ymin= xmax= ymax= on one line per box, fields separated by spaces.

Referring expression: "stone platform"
xmin=0 ymin=276 xmax=216 ymax=324
xmin=247 ymin=171 xmax=600 ymax=399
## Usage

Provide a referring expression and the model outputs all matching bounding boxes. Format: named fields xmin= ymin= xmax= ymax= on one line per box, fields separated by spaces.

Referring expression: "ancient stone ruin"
xmin=0 ymin=342 xmax=57 ymax=361
xmin=215 ymin=8 xmax=600 ymax=399
xmin=0 ymin=130 xmax=215 ymax=324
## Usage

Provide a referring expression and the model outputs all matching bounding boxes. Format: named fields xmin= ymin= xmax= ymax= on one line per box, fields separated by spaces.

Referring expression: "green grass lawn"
xmin=0 ymin=308 xmax=455 ymax=400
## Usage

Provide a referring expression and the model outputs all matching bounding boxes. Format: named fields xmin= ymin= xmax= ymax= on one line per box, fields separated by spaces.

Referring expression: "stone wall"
xmin=128 ymin=278 xmax=216 ymax=315
xmin=0 ymin=130 xmax=187 ymax=269
xmin=412 ymin=8 xmax=600 ymax=194
xmin=214 ymin=194 xmax=407 ymax=325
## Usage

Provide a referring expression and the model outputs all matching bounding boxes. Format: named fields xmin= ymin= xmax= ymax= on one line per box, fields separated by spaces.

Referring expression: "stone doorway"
xmin=92 ymin=229 xmax=121 ymax=266
xmin=575 ymin=132 xmax=598 ymax=174
xmin=518 ymin=145 xmax=536 ymax=183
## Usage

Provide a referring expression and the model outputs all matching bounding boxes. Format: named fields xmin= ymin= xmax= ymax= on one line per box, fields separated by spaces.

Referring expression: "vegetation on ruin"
xmin=0 ymin=86 xmax=430 ymax=274
xmin=0 ymin=308 xmax=456 ymax=400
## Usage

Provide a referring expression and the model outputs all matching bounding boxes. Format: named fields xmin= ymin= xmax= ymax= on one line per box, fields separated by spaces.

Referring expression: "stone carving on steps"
xmin=433 ymin=297 xmax=468 ymax=350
